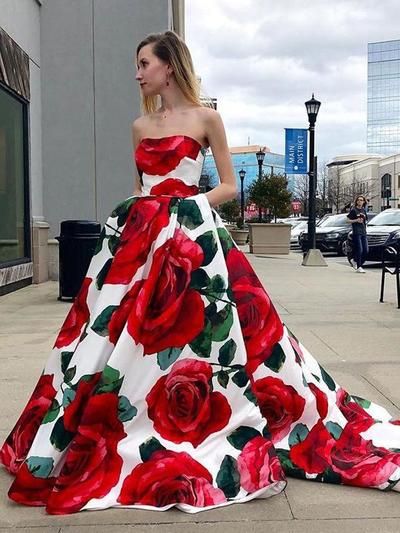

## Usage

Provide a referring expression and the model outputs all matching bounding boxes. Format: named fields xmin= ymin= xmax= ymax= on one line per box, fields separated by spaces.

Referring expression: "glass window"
xmin=0 ymin=87 xmax=29 ymax=264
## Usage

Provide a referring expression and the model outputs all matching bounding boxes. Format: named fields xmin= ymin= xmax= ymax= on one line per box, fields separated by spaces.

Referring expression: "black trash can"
xmin=56 ymin=220 xmax=101 ymax=301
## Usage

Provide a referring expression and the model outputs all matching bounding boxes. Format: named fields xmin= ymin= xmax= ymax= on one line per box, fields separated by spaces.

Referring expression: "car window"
xmin=319 ymin=215 xmax=348 ymax=227
xmin=368 ymin=209 xmax=400 ymax=226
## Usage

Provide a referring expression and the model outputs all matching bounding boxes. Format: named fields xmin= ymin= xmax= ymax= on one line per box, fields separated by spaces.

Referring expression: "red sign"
xmin=291 ymin=201 xmax=301 ymax=212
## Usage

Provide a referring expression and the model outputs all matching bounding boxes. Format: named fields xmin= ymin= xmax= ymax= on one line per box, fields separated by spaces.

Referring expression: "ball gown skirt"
xmin=1 ymin=135 xmax=399 ymax=515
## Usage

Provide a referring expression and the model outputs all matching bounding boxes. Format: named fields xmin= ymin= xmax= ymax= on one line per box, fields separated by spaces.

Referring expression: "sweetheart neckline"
xmin=136 ymin=134 xmax=206 ymax=152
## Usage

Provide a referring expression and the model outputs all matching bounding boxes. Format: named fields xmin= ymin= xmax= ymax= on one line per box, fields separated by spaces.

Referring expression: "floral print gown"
xmin=1 ymin=135 xmax=399 ymax=515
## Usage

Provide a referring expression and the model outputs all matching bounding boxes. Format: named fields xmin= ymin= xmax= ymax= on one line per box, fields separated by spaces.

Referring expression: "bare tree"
xmin=328 ymin=166 xmax=345 ymax=213
xmin=317 ymin=160 xmax=330 ymax=214
xmin=293 ymin=174 xmax=309 ymax=215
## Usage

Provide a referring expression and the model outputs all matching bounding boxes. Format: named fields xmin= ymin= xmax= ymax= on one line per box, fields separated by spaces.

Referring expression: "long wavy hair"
xmin=136 ymin=31 xmax=202 ymax=114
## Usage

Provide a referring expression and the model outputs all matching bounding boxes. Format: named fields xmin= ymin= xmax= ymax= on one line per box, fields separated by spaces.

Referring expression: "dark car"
xmin=346 ymin=208 xmax=400 ymax=262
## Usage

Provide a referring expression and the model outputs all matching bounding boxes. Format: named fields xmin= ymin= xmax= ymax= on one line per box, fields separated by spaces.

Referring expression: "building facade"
xmin=367 ymin=39 xmax=400 ymax=155
xmin=0 ymin=0 xmax=183 ymax=295
xmin=327 ymin=153 xmax=400 ymax=212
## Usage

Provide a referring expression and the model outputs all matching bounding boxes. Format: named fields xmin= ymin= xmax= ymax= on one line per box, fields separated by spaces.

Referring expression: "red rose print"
xmin=252 ymin=376 xmax=305 ymax=443
xmin=237 ymin=436 xmax=285 ymax=492
xmin=336 ymin=389 xmax=374 ymax=429
xmin=331 ymin=424 xmax=400 ymax=487
xmin=105 ymin=197 xmax=171 ymax=285
xmin=63 ymin=373 xmax=102 ymax=433
xmin=0 ymin=374 xmax=56 ymax=475
xmin=150 ymin=178 xmax=199 ymax=197
xmin=127 ymin=230 xmax=205 ymax=354
xmin=309 ymin=383 xmax=328 ymax=420
xmin=289 ymin=336 xmax=305 ymax=364
xmin=118 ymin=450 xmax=226 ymax=507
xmin=45 ymin=393 xmax=126 ymax=514
xmin=289 ymin=420 xmax=335 ymax=474
xmin=226 ymin=248 xmax=283 ymax=373
xmin=54 ymin=278 xmax=91 ymax=348
xmin=146 ymin=359 xmax=232 ymax=447
xmin=135 ymin=135 xmax=201 ymax=176
xmin=8 ymin=462 xmax=55 ymax=507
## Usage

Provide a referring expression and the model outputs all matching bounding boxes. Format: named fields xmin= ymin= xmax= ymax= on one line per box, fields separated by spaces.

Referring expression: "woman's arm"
xmin=202 ymin=109 xmax=237 ymax=207
xmin=131 ymin=119 xmax=143 ymax=196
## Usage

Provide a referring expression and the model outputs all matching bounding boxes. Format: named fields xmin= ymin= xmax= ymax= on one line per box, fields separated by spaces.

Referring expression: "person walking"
xmin=347 ymin=195 xmax=369 ymax=273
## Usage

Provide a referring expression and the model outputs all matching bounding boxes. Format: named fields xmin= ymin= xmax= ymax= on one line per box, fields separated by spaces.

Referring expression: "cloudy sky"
xmin=186 ymin=0 xmax=400 ymax=163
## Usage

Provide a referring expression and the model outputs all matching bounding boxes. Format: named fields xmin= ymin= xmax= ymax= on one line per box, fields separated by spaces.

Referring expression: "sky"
xmin=185 ymin=0 xmax=400 ymax=164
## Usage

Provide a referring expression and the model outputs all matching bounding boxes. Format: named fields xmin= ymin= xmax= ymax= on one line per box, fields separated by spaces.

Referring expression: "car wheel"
xmin=337 ymin=240 xmax=346 ymax=256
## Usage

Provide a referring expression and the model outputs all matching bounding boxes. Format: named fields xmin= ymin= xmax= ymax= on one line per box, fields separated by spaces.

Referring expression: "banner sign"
xmin=285 ymin=128 xmax=308 ymax=174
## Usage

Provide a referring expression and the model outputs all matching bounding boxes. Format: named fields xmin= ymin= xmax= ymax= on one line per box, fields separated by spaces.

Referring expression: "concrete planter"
xmin=248 ymin=223 xmax=291 ymax=254
xmin=228 ymin=228 xmax=249 ymax=246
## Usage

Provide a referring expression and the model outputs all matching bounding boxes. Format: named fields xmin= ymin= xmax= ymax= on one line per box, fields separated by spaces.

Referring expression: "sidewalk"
xmin=0 ymin=252 xmax=399 ymax=533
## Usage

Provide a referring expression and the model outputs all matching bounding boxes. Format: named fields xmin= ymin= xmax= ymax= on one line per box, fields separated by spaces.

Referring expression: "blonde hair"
xmin=136 ymin=31 xmax=202 ymax=114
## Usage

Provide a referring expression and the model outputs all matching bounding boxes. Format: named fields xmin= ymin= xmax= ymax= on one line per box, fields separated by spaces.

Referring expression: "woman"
xmin=347 ymin=195 xmax=369 ymax=273
xmin=1 ymin=31 xmax=399 ymax=515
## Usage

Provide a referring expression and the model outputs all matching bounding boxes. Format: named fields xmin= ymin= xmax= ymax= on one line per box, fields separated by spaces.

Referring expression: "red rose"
xmin=54 ymin=278 xmax=91 ymax=348
xmin=226 ymin=248 xmax=283 ymax=373
xmin=63 ymin=373 xmax=102 ymax=433
xmin=135 ymin=136 xmax=201 ymax=176
xmin=150 ymin=178 xmax=199 ymax=197
xmin=46 ymin=393 xmax=126 ymax=514
xmin=118 ymin=450 xmax=226 ymax=507
xmin=252 ymin=376 xmax=305 ymax=443
xmin=336 ymin=389 xmax=374 ymax=429
xmin=288 ymin=335 xmax=305 ymax=364
xmin=8 ymin=462 xmax=55 ymax=507
xmin=289 ymin=420 xmax=335 ymax=474
xmin=0 ymin=374 xmax=56 ymax=475
xmin=237 ymin=436 xmax=285 ymax=492
xmin=309 ymin=383 xmax=328 ymax=419
xmin=105 ymin=197 xmax=171 ymax=285
xmin=331 ymin=424 xmax=400 ymax=487
xmin=146 ymin=359 xmax=232 ymax=447
xmin=127 ymin=230 xmax=205 ymax=354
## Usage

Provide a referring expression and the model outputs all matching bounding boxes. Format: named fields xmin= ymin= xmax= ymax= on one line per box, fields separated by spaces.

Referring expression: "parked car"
xmin=300 ymin=212 xmax=378 ymax=256
xmin=346 ymin=208 xmax=400 ymax=263
xmin=290 ymin=220 xmax=308 ymax=248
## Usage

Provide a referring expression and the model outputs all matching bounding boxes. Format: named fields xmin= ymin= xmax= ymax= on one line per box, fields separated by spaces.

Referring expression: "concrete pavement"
xmin=0 ymin=251 xmax=399 ymax=532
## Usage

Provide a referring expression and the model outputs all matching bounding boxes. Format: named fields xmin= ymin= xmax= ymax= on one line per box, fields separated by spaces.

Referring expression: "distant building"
xmin=367 ymin=40 xmax=400 ymax=155
xmin=202 ymin=144 xmax=289 ymax=194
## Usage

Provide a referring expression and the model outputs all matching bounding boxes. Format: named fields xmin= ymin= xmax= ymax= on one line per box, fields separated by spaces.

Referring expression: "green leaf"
xmin=177 ymin=199 xmax=204 ymax=230
xmin=311 ymin=373 xmax=321 ymax=383
xmin=169 ymin=197 xmax=180 ymax=215
xmin=319 ymin=365 xmax=336 ymax=392
xmin=218 ymin=339 xmax=237 ymax=366
xmin=276 ymin=449 xmax=306 ymax=479
xmin=264 ymin=343 xmax=286 ymax=373
xmin=189 ymin=319 xmax=212 ymax=358
xmin=209 ymin=304 xmax=233 ymax=342
xmin=288 ymin=423 xmax=309 ymax=447
xmin=206 ymin=274 xmax=226 ymax=303
xmin=326 ymin=421 xmax=343 ymax=440
xmin=64 ymin=365 xmax=76 ymax=384
xmin=227 ymin=426 xmax=261 ymax=450
xmin=42 ymin=399 xmax=61 ymax=424
xmin=91 ymin=305 xmax=119 ymax=337
xmin=350 ymin=395 xmax=371 ymax=409
xmin=244 ymin=385 xmax=258 ymax=405
xmin=118 ymin=396 xmax=137 ymax=422
xmin=190 ymin=269 xmax=210 ymax=290
xmin=232 ymin=368 xmax=249 ymax=388
xmin=103 ymin=365 xmax=120 ymax=383
xmin=93 ymin=227 xmax=106 ymax=255
xmin=217 ymin=227 xmax=234 ymax=256
xmin=196 ymin=231 xmax=218 ymax=267
xmin=139 ymin=437 xmax=166 ymax=462
xmin=26 ymin=456 xmax=54 ymax=478
xmin=96 ymin=258 xmax=113 ymax=290
xmin=62 ymin=388 xmax=76 ymax=408
xmin=50 ymin=417 xmax=74 ymax=452
xmin=321 ymin=467 xmax=342 ymax=484
xmin=61 ymin=351 xmax=74 ymax=374
xmin=157 ymin=347 xmax=183 ymax=370
xmin=216 ymin=455 xmax=240 ymax=498
xmin=108 ymin=235 xmax=120 ymax=256
xmin=217 ymin=370 xmax=229 ymax=389
xmin=96 ymin=365 xmax=124 ymax=394
xmin=111 ymin=197 xmax=136 ymax=226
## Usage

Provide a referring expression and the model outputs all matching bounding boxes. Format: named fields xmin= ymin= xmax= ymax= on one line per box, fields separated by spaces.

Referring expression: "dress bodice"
xmin=135 ymin=135 xmax=205 ymax=197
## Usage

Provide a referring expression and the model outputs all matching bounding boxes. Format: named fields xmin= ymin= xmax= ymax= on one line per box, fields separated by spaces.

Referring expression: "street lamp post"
xmin=386 ymin=186 xmax=391 ymax=209
xmin=256 ymin=148 xmax=265 ymax=221
xmin=239 ymin=168 xmax=246 ymax=222
xmin=302 ymin=94 xmax=327 ymax=267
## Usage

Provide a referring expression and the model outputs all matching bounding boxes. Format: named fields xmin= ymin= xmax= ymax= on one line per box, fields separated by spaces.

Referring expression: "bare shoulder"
xmin=196 ymin=106 xmax=221 ymax=125
xmin=132 ymin=115 xmax=150 ymax=136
